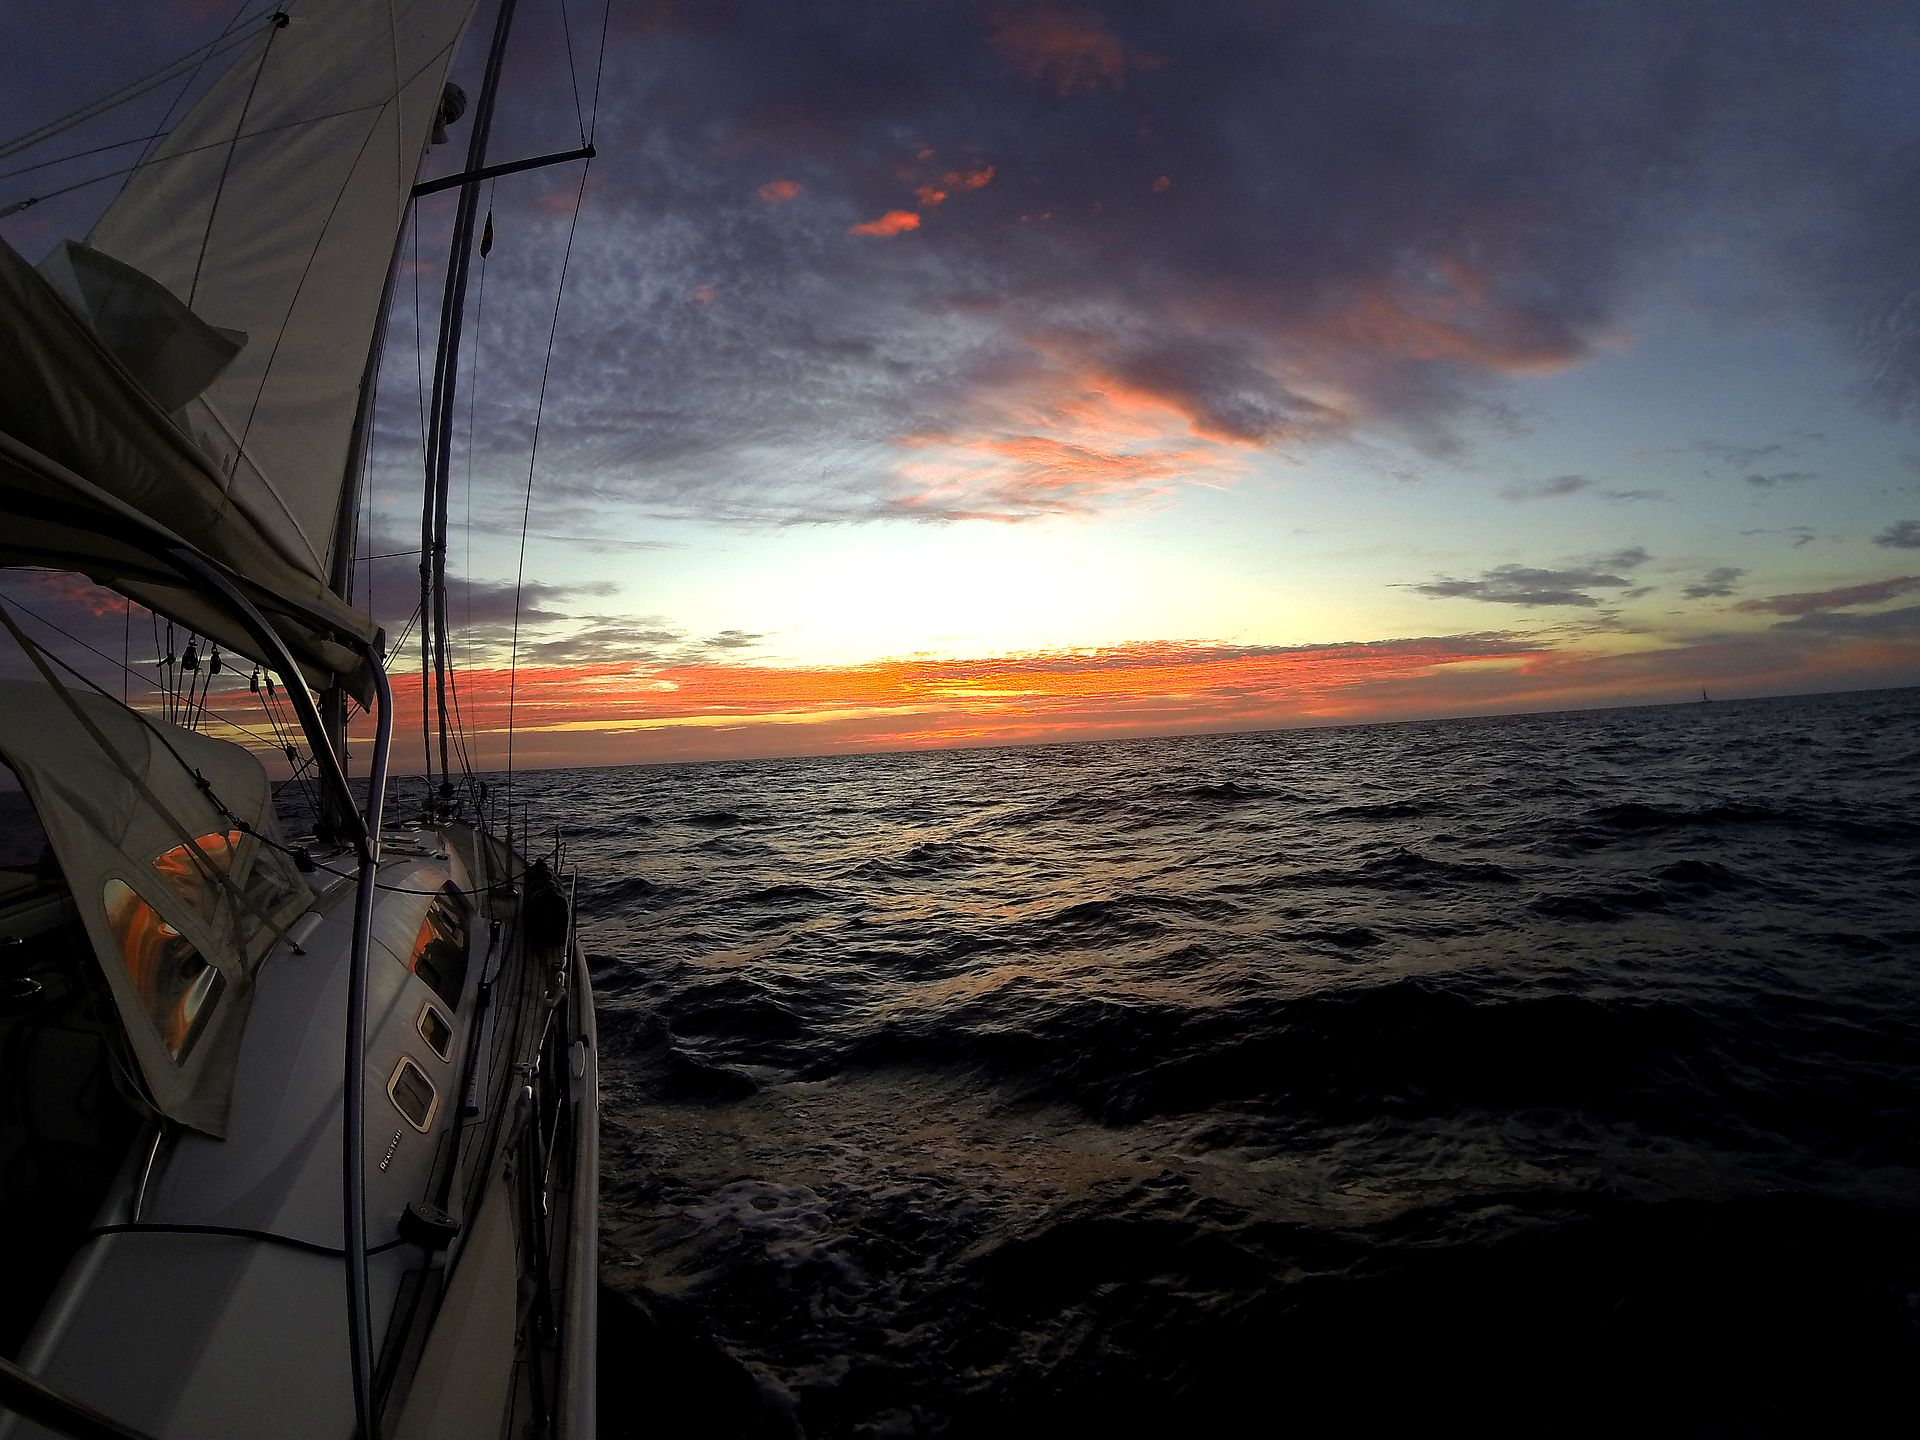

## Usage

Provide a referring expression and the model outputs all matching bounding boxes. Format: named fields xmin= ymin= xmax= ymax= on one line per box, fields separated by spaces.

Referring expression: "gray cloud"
xmin=519 ymin=617 xmax=776 ymax=668
xmin=366 ymin=2 xmax=1920 ymax=528
xmin=1499 ymin=475 xmax=1591 ymax=501
xmin=1744 ymin=470 xmax=1817 ymax=489
xmin=1733 ymin=575 xmax=1920 ymax=617
xmin=1409 ymin=547 xmax=1650 ymax=607
xmin=12 ymin=1 xmax=1920 ymax=538
xmin=1773 ymin=604 xmax=1920 ymax=637
xmin=1681 ymin=566 xmax=1745 ymax=600
xmin=1740 ymin=526 xmax=1817 ymax=548
xmin=1694 ymin=440 xmax=1790 ymax=471
xmin=703 ymin=629 xmax=767 ymax=650
xmin=521 ymin=618 xmax=686 ymax=666
xmin=1875 ymin=520 xmax=1920 ymax=548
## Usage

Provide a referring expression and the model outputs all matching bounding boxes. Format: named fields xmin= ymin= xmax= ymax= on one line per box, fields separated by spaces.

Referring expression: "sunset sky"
xmin=3 ymin=0 xmax=1918 ymax=769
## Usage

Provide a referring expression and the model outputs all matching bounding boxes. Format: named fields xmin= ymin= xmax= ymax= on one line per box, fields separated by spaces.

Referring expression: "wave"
xmin=791 ymin=976 xmax=1759 ymax=1131
xmin=593 ymin=872 xmax=684 ymax=908
xmin=1172 ymin=780 xmax=1291 ymax=804
xmin=1289 ymin=847 xmax=1521 ymax=890
xmin=842 ymin=839 xmax=995 ymax=881
xmin=1319 ymin=799 xmax=1436 ymax=820
xmin=1653 ymin=858 xmax=1746 ymax=889
xmin=1583 ymin=799 xmax=1792 ymax=833
xmin=561 ymin=688 xmax=1920 ymax=1437
xmin=725 ymin=882 xmax=842 ymax=907
xmin=1527 ymin=885 xmax=1670 ymax=920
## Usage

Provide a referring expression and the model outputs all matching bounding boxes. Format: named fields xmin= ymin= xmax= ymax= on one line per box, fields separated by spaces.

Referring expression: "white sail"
xmin=86 ymin=0 xmax=479 ymax=590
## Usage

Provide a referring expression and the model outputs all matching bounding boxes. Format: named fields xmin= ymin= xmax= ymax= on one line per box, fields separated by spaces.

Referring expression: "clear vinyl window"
xmin=147 ymin=829 xmax=304 ymax=949
xmin=101 ymin=876 xmax=224 ymax=1061
xmin=147 ymin=830 xmax=240 ymax=922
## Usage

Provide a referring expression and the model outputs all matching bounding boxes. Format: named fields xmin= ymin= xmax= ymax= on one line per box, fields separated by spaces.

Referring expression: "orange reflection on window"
xmin=102 ymin=877 xmax=224 ymax=1061
xmin=148 ymin=831 xmax=243 ymax=921
xmin=408 ymin=885 xmax=471 ymax=1011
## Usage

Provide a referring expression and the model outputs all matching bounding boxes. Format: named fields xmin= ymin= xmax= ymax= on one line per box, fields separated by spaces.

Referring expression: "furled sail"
xmin=0 ymin=0 xmax=479 ymax=693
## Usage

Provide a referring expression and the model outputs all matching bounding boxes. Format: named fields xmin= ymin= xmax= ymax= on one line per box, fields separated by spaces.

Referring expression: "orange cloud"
xmin=944 ymin=165 xmax=995 ymax=190
xmin=892 ymin=431 xmax=1227 ymax=519
xmin=757 ymin=179 xmax=804 ymax=203
xmin=322 ymin=636 xmax=1553 ymax=771
xmin=916 ymin=186 xmax=949 ymax=207
xmin=9 ymin=569 xmax=128 ymax=619
xmin=171 ymin=619 xmax=1919 ymax=775
xmin=989 ymin=7 xmax=1130 ymax=95
xmin=849 ymin=209 xmax=922 ymax=237
xmin=1327 ymin=259 xmax=1584 ymax=374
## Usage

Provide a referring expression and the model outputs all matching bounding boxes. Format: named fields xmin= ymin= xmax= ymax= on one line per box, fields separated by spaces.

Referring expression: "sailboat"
xmin=0 ymin=2 xmax=599 ymax=1436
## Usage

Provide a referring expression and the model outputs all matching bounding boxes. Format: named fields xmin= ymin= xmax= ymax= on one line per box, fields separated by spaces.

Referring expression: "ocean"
xmin=517 ymin=688 xmax=1919 ymax=1436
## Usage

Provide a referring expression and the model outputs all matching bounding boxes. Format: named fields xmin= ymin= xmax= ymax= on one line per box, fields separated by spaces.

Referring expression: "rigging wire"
xmin=233 ymin=106 xmax=392 ymax=453
xmin=445 ymin=665 xmax=483 ymax=816
xmin=504 ymin=159 xmax=592 ymax=820
xmin=555 ymin=0 xmax=588 ymax=148
xmin=0 ymin=131 xmax=168 ymax=185
xmin=129 ymin=0 xmax=264 ymax=180
xmin=0 ymin=592 xmax=266 ymax=734
xmin=272 ymin=751 xmax=322 ymax=803
xmin=2 ymin=603 xmax=360 ymax=887
xmin=253 ymin=676 xmax=296 ymax=754
xmin=0 ymin=12 xmax=277 ymax=164
xmin=2 ymin=101 xmax=388 ymax=218
xmin=186 ymin=13 xmax=285 ymax=310
xmin=265 ymin=683 xmax=321 ymax=815
xmin=587 ymin=0 xmax=612 ymax=145
xmin=1 ymin=603 xmax=296 ymax=809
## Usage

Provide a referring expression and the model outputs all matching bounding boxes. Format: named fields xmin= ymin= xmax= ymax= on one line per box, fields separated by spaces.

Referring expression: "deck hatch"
xmin=417 ymin=1002 xmax=453 ymax=1061
xmin=408 ymin=883 xmax=472 ymax=1012
xmin=388 ymin=1057 xmax=438 ymax=1132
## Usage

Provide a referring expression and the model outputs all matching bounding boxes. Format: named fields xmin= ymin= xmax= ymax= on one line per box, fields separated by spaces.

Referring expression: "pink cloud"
xmin=849 ymin=209 xmax=922 ymax=237
xmin=989 ymin=7 xmax=1130 ymax=95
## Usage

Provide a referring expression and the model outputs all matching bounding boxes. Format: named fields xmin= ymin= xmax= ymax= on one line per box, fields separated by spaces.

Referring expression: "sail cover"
xmin=0 ymin=0 xmax=478 ymax=690
xmin=0 ymin=677 xmax=312 ymax=1137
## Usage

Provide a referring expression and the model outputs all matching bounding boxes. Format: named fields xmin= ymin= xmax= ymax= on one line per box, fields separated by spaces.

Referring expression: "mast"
xmin=422 ymin=0 xmax=520 ymax=813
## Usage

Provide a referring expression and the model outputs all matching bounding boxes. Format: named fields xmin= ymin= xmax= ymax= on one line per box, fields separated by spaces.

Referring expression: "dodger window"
xmin=102 ymin=876 xmax=224 ymax=1061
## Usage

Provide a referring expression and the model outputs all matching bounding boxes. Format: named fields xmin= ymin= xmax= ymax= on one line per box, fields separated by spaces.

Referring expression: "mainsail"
xmin=0 ymin=0 xmax=479 ymax=694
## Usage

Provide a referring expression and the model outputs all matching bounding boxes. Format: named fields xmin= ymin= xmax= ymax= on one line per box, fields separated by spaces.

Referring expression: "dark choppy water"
xmin=525 ymin=689 xmax=1919 ymax=1435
